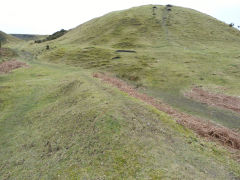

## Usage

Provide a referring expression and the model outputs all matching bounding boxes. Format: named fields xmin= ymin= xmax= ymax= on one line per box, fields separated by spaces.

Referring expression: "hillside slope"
xmin=0 ymin=53 xmax=239 ymax=179
xmin=1 ymin=5 xmax=240 ymax=178
xmin=0 ymin=31 xmax=20 ymax=44
xmin=30 ymin=5 xmax=240 ymax=130
xmin=0 ymin=31 xmax=20 ymax=62
xmin=56 ymin=5 xmax=240 ymax=48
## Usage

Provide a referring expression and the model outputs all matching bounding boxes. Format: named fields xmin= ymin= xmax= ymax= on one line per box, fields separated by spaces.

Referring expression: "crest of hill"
xmin=0 ymin=31 xmax=21 ymax=44
xmin=56 ymin=5 xmax=240 ymax=48
xmin=11 ymin=34 xmax=47 ymax=41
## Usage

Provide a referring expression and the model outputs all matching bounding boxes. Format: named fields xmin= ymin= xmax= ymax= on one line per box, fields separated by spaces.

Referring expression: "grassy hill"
xmin=30 ymin=5 xmax=240 ymax=129
xmin=56 ymin=5 xmax=240 ymax=47
xmin=0 ymin=31 xmax=20 ymax=62
xmin=0 ymin=31 xmax=20 ymax=44
xmin=1 ymin=4 xmax=240 ymax=179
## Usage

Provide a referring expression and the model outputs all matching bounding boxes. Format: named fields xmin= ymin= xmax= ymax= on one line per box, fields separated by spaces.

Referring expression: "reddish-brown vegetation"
xmin=185 ymin=87 xmax=240 ymax=114
xmin=93 ymin=73 xmax=240 ymax=150
xmin=0 ymin=60 xmax=28 ymax=73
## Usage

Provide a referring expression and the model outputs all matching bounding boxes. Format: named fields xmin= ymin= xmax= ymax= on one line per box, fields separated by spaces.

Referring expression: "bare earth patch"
xmin=93 ymin=73 xmax=240 ymax=151
xmin=185 ymin=87 xmax=240 ymax=114
xmin=0 ymin=60 xmax=28 ymax=73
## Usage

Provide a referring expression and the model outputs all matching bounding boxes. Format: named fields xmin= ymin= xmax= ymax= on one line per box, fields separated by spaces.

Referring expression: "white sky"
xmin=1 ymin=0 xmax=240 ymax=34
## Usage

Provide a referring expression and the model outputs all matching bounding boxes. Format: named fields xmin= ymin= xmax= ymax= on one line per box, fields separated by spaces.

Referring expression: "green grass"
xmin=0 ymin=31 xmax=21 ymax=44
xmin=18 ymin=4 xmax=240 ymax=129
xmin=0 ymin=48 xmax=17 ymax=63
xmin=2 ymin=4 xmax=240 ymax=179
xmin=0 ymin=56 xmax=240 ymax=179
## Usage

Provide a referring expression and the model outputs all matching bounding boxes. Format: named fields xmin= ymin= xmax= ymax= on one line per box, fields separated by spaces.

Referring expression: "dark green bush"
xmin=34 ymin=29 xmax=67 ymax=43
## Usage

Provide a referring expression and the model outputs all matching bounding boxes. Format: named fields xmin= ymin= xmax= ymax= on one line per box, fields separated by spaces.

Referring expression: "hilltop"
xmin=56 ymin=5 xmax=240 ymax=47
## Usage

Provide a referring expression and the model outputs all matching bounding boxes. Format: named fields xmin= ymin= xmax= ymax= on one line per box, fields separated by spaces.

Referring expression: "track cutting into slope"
xmin=161 ymin=6 xmax=170 ymax=41
xmin=93 ymin=73 xmax=240 ymax=150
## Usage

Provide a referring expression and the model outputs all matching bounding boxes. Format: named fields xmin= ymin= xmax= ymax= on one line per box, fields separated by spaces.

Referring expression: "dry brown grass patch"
xmin=0 ymin=60 xmax=28 ymax=73
xmin=93 ymin=73 xmax=240 ymax=151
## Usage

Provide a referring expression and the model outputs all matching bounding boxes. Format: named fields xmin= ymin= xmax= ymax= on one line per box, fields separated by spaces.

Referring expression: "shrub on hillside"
xmin=35 ymin=29 xmax=67 ymax=43
xmin=0 ymin=35 xmax=6 ymax=49
xmin=229 ymin=23 xmax=234 ymax=27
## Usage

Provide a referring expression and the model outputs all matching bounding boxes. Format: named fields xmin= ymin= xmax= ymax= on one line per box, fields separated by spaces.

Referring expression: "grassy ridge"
xmin=0 ymin=31 xmax=21 ymax=44
xmin=0 ymin=57 xmax=239 ymax=179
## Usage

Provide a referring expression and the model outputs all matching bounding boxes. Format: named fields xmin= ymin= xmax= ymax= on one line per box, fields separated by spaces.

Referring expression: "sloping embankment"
xmin=93 ymin=73 xmax=240 ymax=150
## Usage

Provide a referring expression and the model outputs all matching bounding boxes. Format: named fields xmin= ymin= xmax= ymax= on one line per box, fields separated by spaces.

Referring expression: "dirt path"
xmin=0 ymin=60 xmax=28 ymax=73
xmin=185 ymin=87 xmax=240 ymax=114
xmin=162 ymin=6 xmax=169 ymax=41
xmin=93 ymin=73 xmax=240 ymax=150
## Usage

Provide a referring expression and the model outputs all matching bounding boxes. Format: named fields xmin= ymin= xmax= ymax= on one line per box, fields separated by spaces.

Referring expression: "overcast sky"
xmin=1 ymin=0 xmax=240 ymax=34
